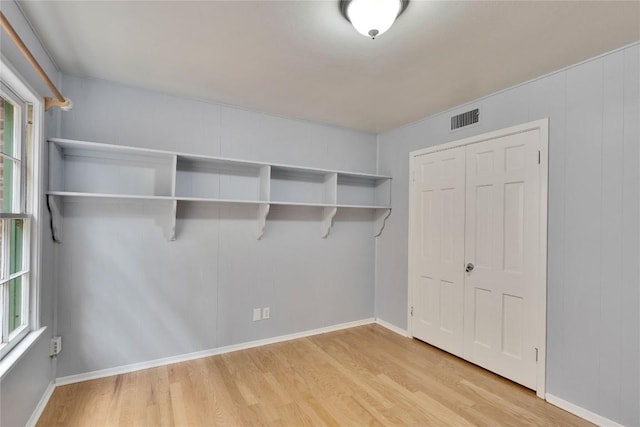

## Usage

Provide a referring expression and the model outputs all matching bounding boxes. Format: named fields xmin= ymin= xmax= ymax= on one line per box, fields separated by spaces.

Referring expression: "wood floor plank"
xmin=37 ymin=324 xmax=594 ymax=426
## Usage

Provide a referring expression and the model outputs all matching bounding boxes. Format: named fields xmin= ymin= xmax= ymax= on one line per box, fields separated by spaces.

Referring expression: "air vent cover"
xmin=451 ymin=108 xmax=479 ymax=130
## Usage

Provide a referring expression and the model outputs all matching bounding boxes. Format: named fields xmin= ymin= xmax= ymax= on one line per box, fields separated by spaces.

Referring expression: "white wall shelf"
xmin=47 ymin=138 xmax=392 ymax=241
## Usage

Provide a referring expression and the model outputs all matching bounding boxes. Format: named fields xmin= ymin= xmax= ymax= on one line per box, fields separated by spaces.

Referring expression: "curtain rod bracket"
xmin=45 ymin=97 xmax=73 ymax=112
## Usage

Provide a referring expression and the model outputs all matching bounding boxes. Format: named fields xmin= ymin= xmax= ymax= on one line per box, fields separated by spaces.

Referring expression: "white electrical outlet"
xmin=253 ymin=308 xmax=262 ymax=321
xmin=50 ymin=336 xmax=62 ymax=357
xmin=262 ymin=307 xmax=270 ymax=319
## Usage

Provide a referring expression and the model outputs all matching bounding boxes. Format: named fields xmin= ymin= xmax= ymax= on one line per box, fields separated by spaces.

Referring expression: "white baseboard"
xmin=545 ymin=394 xmax=624 ymax=427
xmin=375 ymin=318 xmax=409 ymax=337
xmin=26 ymin=381 xmax=55 ymax=427
xmin=56 ymin=318 xmax=375 ymax=386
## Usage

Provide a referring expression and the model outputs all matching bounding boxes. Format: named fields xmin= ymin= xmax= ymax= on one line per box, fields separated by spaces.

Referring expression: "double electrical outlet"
xmin=50 ymin=336 xmax=62 ymax=358
xmin=253 ymin=307 xmax=270 ymax=321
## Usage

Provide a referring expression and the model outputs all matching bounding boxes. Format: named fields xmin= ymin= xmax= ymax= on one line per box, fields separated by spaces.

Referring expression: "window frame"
xmin=0 ymin=56 xmax=43 ymax=363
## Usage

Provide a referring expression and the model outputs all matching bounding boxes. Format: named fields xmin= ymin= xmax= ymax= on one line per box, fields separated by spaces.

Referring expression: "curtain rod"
xmin=1 ymin=11 xmax=72 ymax=111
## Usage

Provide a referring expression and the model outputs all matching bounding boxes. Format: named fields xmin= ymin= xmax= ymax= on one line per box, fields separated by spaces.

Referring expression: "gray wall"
xmin=0 ymin=1 xmax=59 ymax=426
xmin=376 ymin=44 xmax=640 ymax=426
xmin=2 ymin=1 xmax=637 ymax=424
xmin=54 ymin=74 xmax=378 ymax=378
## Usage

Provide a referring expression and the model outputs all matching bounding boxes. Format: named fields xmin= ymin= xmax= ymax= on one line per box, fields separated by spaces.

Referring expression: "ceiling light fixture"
xmin=340 ymin=0 xmax=409 ymax=39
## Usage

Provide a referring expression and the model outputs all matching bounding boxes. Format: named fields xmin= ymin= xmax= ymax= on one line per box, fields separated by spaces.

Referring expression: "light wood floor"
xmin=38 ymin=324 xmax=592 ymax=426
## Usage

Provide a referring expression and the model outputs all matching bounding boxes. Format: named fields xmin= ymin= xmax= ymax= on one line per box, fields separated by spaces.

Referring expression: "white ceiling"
xmin=17 ymin=0 xmax=640 ymax=133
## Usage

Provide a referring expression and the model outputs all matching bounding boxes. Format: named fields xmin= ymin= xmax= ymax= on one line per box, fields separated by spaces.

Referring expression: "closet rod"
xmin=1 ymin=11 xmax=72 ymax=111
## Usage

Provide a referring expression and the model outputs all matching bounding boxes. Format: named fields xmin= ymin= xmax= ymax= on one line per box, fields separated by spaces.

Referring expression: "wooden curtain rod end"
xmin=2 ymin=11 xmax=71 ymax=113
xmin=45 ymin=97 xmax=73 ymax=112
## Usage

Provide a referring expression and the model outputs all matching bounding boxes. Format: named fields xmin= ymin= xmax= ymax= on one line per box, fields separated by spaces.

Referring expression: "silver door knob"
xmin=465 ymin=263 xmax=474 ymax=273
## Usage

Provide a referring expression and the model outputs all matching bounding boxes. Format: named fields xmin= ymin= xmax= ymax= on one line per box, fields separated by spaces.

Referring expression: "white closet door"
xmin=463 ymin=130 xmax=540 ymax=389
xmin=411 ymin=147 xmax=466 ymax=357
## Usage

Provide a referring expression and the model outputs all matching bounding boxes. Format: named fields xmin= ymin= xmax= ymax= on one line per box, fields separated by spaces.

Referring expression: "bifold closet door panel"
xmin=411 ymin=146 xmax=466 ymax=357
xmin=463 ymin=130 xmax=540 ymax=390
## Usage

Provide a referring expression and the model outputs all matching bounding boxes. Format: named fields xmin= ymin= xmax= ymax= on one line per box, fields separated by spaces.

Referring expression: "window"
xmin=0 ymin=70 xmax=39 ymax=360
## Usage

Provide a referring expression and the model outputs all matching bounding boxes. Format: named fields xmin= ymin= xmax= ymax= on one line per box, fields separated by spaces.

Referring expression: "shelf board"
xmin=335 ymin=204 xmax=391 ymax=209
xmin=47 ymin=191 xmax=175 ymax=201
xmin=175 ymin=197 xmax=266 ymax=205
xmin=268 ymin=201 xmax=336 ymax=208
xmin=50 ymin=138 xmax=174 ymax=161
xmin=177 ymin=154 xmax=264 ymax=171
xmin=48 ymin=192 xmax=392 ymax=210
xmin=50 ymin=138 xmax=392 ymax=180
xmin=269 ymin=201 xmax=391 ymax=209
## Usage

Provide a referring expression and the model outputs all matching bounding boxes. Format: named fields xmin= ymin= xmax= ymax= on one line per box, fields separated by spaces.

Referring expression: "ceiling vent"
xmin=451 ymin=108 xmax=479 ymax=131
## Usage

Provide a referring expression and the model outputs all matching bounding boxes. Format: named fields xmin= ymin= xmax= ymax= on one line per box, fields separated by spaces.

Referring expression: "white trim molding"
xmin=56 ymin=318 xmax=375 ymax=386
xmin=0 ymin=55 xmax=45 ymax=370
xmin=0 ymin=327 xmax=46 ymax=380
xmin=375 ymin=318 xmax=409 ymax=337
xmin=545 ymin=394 xmax=625 ymax=427
xmin=25 ymin=381 xmax=55 ymax=427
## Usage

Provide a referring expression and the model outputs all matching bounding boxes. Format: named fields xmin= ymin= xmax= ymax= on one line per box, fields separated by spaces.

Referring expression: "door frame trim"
xmin=408 ymin=118 xmax=549 ymax=398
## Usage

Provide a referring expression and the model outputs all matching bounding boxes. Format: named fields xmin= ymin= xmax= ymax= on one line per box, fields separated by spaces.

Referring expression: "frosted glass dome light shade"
xmin=341 ymin=0 xmax=408 ymax=39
